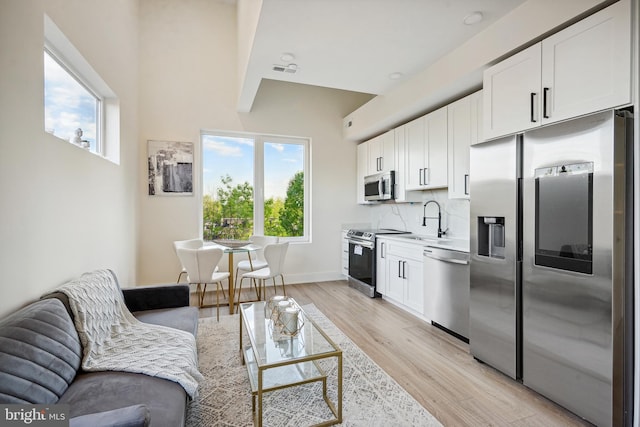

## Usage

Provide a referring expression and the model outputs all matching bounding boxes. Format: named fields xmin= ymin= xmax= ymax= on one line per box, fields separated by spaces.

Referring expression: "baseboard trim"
xmin=284 ymin=271 xmax=347 ymax=284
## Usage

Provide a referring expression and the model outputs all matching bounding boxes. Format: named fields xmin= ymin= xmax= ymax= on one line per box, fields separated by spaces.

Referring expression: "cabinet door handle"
xmin=543 ymin=87 xmax=550 ymax=119
xmin=530 ymin=92 xmax=537 ymax=123
xmin=402 ymin=261 xmax=407 ymax=279
xmin=398 ymin=260 xmax=402 ymax=278
xmin=418 ymin=168 xmax=423 ymax=186
xmin=464 ymin=174 xmax=469 ymax=195
xmin=379 ymin=156 xmax=383 ymax=171
xmin=423 ymin=168 xmax=429 ymax=185
xmin=380 ymin=242 xmax=385 ymax=259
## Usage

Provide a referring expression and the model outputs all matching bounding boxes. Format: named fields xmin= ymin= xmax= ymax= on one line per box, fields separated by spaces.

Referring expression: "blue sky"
xmin=202 ymin=135 xmax=303 ymax=199
xmin=44 ymin=51 xmax=97 ymax=150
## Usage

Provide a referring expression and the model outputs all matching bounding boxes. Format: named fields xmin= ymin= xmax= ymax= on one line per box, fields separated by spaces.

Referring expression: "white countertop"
xmin=376 ymin=233 xmax=470 ymax=253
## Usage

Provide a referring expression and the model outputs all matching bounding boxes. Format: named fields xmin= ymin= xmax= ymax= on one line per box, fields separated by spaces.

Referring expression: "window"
xmin=201 ymin=132 xmax=310 ymax=242
xmin=43 ymin=15 xmax=120 ymax=163
xmin=44 ymin=49 xmax=101 ymax=153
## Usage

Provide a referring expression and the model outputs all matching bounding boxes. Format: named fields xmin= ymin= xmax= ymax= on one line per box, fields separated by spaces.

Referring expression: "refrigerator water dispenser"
xmin=477 ymin=216 xmax=505 ymax=259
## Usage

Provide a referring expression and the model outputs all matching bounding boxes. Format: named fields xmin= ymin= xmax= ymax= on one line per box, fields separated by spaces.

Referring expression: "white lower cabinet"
xmin=341 ymin=230 xmax=349 ymax=278
xmin=378 ymin=238 xmax=424 ymax=314
xmin=376 ymin=239 xmax=388 ymax=295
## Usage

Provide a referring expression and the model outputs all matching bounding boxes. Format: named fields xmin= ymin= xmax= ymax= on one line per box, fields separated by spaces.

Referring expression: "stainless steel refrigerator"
xmin=469 ymin=110 xmax=633 ymax=427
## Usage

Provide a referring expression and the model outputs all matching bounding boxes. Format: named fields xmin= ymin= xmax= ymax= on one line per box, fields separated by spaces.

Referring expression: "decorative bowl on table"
xmin=213 ymin=239 xmax=251 ymax=249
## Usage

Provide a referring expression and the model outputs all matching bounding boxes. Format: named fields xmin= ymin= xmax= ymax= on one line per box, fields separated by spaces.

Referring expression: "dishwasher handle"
xmin=423 ymin=249 xmax=469 ymax=265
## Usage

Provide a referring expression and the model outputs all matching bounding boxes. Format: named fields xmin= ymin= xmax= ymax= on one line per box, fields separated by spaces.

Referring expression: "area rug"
xmin=186 ymin=304 xmax=441 ymax=426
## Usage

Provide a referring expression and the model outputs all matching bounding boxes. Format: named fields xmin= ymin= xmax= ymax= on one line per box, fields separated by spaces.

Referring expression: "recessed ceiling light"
xmin=388 ymin=72 xmax=403 ymax=80
xmin=281 ymin=53 xmax=295 ymax=62
xmin=463 ymin=11 xmax=483 ymax=25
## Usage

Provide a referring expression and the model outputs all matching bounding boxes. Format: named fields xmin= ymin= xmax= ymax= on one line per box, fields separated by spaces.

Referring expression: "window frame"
xmin=200 ymin=130 xmax=311 ymax=243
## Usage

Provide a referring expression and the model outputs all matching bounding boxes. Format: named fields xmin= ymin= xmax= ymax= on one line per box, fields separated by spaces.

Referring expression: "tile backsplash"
xmin=368 ymin=188 xmax=470 ymax=240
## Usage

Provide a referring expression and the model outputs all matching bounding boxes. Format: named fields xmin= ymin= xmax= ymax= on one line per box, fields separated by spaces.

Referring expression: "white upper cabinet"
xmin=448 ymin=91 xmax=482 ymax=199
xmin=483 ymin=44 xmax=542 ymax=140
xmin=393 ymin=126 xmax=422 ymax=203
xmin=367 ymin=130 xmax=395 ymax=175
xmin=540 ymin=0 xmax=631 ymax=124
xmin=356 ymin=142 xmax=369 ymax=204
xmin=483 ymin=0 xmax=631 ymax=140
xmin=405 ymin=106 xmax=448 ymax=191
xmin=356 ymin=130 xmax=397 ymax=204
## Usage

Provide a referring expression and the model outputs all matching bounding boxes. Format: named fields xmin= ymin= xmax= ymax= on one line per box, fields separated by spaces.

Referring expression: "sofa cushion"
xmin=133 ymin=306 xmax=199 ymax=337
xmin=0 ymin=299 xmax=82 ymax=403
xmin=59 ymin=371 xmax=186 ymax=427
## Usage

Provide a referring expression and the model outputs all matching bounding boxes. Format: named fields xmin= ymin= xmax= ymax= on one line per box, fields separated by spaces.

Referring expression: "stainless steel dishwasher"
xmin=423 ymin=246 xmax=470 ymax=341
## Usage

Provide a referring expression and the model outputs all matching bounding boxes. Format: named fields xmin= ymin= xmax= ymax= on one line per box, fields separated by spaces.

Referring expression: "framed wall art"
xmin=147 ymin=140 xmax=193 ymax=196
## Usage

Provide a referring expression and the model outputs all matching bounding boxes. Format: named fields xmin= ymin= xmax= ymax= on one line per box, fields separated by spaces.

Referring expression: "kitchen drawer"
xmin=386 ymin=241 xmax=423 ymax=261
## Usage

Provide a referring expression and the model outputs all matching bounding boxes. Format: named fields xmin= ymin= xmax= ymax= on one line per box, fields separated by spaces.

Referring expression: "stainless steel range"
xmin=346 ymin=228 xmax=410 ymax=297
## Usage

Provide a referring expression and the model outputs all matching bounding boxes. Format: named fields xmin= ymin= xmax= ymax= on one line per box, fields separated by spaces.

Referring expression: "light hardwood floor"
xmin=196 ymin=280 xmax=592 ymax=427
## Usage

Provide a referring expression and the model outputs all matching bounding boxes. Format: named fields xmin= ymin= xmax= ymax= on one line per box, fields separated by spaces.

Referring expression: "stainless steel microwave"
xmin=364 ymin=171 xmax=395 ymax=201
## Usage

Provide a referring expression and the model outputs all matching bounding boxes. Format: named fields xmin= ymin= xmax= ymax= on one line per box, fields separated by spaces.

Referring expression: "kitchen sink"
xmin=402 ymin=235 xmax=450 ymax=244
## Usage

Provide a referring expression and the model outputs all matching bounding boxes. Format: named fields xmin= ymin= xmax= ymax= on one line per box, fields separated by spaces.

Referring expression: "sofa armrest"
xmin=122 ymin=284 xmax=190 ymax=312
xmin=70 ymin=405 xmax=150 ymax=427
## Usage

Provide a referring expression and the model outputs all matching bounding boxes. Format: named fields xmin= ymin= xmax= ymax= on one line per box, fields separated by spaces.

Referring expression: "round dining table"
xmin=205 ymin=242 xmax=260 ymax=314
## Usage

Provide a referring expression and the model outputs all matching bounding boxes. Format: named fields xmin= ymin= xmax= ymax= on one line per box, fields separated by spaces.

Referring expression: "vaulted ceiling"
xmin=238 ymin=0 xmax=526 ymax=112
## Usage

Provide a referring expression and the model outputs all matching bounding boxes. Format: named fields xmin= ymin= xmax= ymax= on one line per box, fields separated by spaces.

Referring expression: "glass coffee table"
xmin=239 ymin=299 xmax=342 ymax=427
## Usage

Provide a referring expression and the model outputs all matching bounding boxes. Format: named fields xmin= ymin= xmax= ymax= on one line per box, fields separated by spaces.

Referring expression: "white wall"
xmin=0 ymin=0 xmax=139 ymax=317
xmin=368 ymin=190 xmax=469 ymax=243
xmin=137 ymin=0 xmax=372 ymax=285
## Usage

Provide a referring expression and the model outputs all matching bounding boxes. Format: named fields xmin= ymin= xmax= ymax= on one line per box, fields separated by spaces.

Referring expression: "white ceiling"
xmin=239 ymin=0 xmax=526 ymax=111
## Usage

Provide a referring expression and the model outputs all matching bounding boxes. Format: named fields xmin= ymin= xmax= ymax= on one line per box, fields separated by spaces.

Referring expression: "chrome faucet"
xmin=422 ymin=200 xmax=444 ymax=238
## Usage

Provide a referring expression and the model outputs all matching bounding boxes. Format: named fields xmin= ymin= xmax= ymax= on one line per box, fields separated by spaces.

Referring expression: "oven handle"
xmin=347 ymin=239 xmax=375 ymax=249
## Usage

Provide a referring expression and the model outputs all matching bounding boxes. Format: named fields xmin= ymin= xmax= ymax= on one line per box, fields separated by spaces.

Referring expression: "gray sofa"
xmin=0 ymin=274 xmax=199 ymax=427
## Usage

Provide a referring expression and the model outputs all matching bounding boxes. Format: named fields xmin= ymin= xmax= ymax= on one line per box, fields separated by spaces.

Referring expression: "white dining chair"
xmin=234 ymin=235 xmax=278 ymax=282
xmin=235 ymin=242 xmax=289 ymax=311
xmin=176 ymin=246 xmax=229 ymax=321
xmin=173 ymin=238 xmax=203 ymax=283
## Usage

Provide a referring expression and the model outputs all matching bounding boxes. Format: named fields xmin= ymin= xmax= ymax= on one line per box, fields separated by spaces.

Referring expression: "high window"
xmin=43 ymin=15 xmax=120 ymax=163
xmin=201 ymin=132 xmax=310 ymax=242
xmin=44 ymin=49 xmax=101 ymax=153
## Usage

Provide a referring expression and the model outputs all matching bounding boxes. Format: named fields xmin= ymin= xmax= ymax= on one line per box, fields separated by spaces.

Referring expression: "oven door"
xmin=348 ymin=239 xmax=375 ymax=286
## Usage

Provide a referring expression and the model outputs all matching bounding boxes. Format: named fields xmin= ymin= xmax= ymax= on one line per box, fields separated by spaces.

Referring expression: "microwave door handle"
xmin=379 ymin=179 xmax=383 ymax=198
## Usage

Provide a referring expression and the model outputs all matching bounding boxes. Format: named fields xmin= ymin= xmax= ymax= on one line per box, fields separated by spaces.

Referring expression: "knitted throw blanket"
xmin=56 ymin=269 xmax=202 ymax=398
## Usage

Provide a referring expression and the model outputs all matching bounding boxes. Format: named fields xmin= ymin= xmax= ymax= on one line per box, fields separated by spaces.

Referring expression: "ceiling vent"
xmin=273 ymin=63 xmax=298 ymax=74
